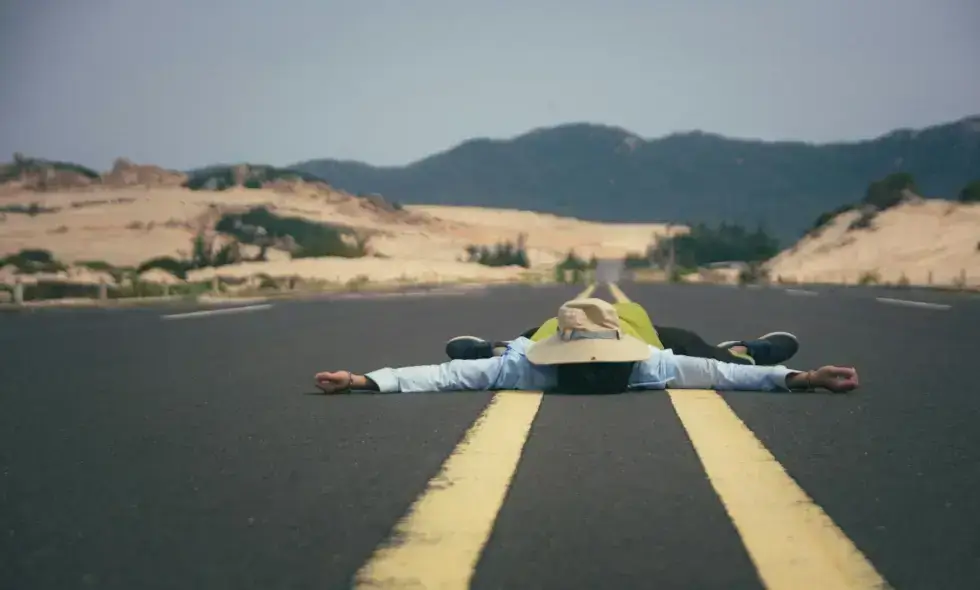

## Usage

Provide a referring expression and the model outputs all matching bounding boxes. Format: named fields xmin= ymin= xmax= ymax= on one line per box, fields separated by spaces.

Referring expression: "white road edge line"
xmin=161 ymin=304 xmax=273 ymax=320
xmin=875 ymin=297 xmax=950 ymax=310
xmin=785 ymin=289 xmax=819 ymax=296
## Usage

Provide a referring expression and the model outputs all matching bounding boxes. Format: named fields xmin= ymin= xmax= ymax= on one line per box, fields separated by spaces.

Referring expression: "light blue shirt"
xmin=365 ymin=337 xmax=798 ymax=393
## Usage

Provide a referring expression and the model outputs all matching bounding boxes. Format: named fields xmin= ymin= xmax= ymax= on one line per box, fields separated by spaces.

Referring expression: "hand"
xmin=811 ymin=366 xmax=860 ymax=393
xmin=314 ymin=371 xmax=354 ymax=394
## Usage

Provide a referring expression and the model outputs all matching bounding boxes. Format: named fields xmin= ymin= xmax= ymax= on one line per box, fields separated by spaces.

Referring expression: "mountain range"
xmin=291 ymin=115 xmax=980 ymax=242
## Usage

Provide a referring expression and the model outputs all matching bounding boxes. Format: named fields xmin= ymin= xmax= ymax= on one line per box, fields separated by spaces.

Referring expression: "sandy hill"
xmin=0 ymin=155 xmax=187 ymax=193
xmin=765 ymin=198 xmax=980 ymax=287
xmin=0 ymin=159 xmax=676 ymax=287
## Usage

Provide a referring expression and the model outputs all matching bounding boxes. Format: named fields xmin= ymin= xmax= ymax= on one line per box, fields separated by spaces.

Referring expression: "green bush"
xmin=183 ymin=164 xmax=323 ymax=191
xmin=738 ymin=262 xmax=770 ymax=285
xmin=136 ymin=256 xmax=191 ymax=279
xmin=464 ymin=239 xmax=530 ymax=268
xmin=863 ymin=172 xmax=916 ymax=210
xmin=623 ymin=252 xmax=650 ymax=268
xmin=0 ymin=249 xmax=66 ymax=273
xmin=183 ymin=167 xmax=236 ymax=190
xmin=959 ymin=180 xmax=980 ymax=203
xmin=215 ymin=206 xmax=368 ymax=258
xmin=556 ymin=250 xmax=589 ymax=271
xmin=0 ymin=202 xmax=60 ymax=216
xmin=858 ymin=270 xmax=880 ymax=285
xmin=651 ymin=222 xmax=779 ymax=268
xmin=848 ymin=209 xmax=876 ymax=231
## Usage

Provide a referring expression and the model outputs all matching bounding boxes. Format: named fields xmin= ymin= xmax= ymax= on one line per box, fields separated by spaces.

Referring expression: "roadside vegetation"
xmin=0 ymin=202 xmax=61 ymax=216
xmin=464 ymin=233 xmax=531 ymax=268
xmin=183 ymin=164 xmax=324 ymax=191
xmin=646 ymin=223 xmax=780 ymax=270
xmin=960 ymin=180 xmax=980 ymax=203
xmin=2 ymin=205 xmax=373 ymax=302
xmin=215 ymin=206 xmax=369 ymax=259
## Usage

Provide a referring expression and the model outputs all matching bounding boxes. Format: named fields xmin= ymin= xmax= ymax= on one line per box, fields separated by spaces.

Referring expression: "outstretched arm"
xmin=315 ymin=357 xmax=505 ymax=394
xmin=667 ymin=354 xmax=859 ymax=392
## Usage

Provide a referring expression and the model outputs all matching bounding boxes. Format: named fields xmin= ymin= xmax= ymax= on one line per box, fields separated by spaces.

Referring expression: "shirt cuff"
xmin=771 ymin=366 xmax=797 ymax=391
xmin=364 ymin=368 xmax=400 ymax=393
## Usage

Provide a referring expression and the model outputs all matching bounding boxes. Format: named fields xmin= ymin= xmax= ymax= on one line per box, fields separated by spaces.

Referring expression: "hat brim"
xmin=526 ymin=333 xmax=651 ymax=365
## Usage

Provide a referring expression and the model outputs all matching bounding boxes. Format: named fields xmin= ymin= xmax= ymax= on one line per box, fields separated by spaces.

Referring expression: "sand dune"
xmin=0 ymin=185 xmax=674 ymax=285
xmin=765 ymin=200 xmax=980 ymax=287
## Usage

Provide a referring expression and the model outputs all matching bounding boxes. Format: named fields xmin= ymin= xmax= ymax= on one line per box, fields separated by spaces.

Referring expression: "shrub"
xmin=650 ymin=222 xmax=779 ymax=268
xmin=623 ymin=252 xmax=651 ymax=268
xmin=848 ymin=209 xmax=876 ymax=231
xmin=738 ymin=262 xmax=770 ymax=285
xmin=215 ymin=206 xmax=368 ymax=258
xmin=863 ymin=172 xmax=916 ymax=210
xmin=136 ymin=256 xmax=191 ymax=279
xmin=183 ymin=164 xmax=323 ymax=191
xmin=0 ymin=202 xmax=59 ymax=216
xmin=858 ymin=270 xmax=880 ymax=285
xmin=959 ymin=180 xmax=980 ymax=203
xmin=0 ymin=249 xmax=66 ymax=273
xmin=464 ymin=237 xmax=530 ymax=268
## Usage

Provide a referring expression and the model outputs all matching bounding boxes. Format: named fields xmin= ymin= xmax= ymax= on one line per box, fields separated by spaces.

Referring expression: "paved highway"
xmin=1 ymin=281 xmax=978 ymax=589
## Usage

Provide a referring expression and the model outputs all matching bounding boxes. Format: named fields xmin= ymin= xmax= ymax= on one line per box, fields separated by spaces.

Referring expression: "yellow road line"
xmin=353 ymin=391 xmax=544 ymax=590
xmin=607 ymin=282 xmax=629 ymax=303
xmin=575 ymin=283 xmax=596 ymax=299
xmin=668 ymin=389 xmax=890 ymax=590
xmin=611 ymin=280 xmax=887 ymax=588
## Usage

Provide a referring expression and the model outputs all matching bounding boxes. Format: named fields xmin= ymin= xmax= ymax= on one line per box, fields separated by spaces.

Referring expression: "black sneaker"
xmin=445 ymin=336 xmax=494 ymax=360
xmin=718 ymin=332 xmax=799 ymax=366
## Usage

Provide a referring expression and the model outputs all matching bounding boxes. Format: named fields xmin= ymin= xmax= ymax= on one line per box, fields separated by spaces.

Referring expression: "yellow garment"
xmin=530 ymin=302 xmax=665 ymax=349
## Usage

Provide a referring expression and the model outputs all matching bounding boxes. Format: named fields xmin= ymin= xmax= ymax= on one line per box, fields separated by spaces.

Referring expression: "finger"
xmin=834 ymin=374 xmax=859 ymax=392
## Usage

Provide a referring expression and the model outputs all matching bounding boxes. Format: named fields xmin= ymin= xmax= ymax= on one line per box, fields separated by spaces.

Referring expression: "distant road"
xmin=2 ymin=281 xmax=978 ymax=589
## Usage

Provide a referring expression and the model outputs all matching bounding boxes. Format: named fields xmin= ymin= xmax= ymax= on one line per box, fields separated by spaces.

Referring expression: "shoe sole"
xmin=760 ymin=331 xmax=798 ymax=343
xmin=446 ymin=335 xmax=490 ymax=360
xmin=758 ymin=331 xmax=799 ymax=365
xmin=718 ymin=333 xmax=798 ymax=348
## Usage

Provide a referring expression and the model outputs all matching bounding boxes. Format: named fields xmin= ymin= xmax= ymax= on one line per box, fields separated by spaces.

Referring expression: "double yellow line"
xmin=353 ymin=285 xmax=599 ymax=588
xmin=353 ymin=282 xmax=890 ymax=590
xmin=608 ymin=283 xmax=890 ymax=590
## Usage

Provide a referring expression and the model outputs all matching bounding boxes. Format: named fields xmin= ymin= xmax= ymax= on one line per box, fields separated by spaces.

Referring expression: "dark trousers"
xmin=519 ymin=325 xmax=751 ymax=365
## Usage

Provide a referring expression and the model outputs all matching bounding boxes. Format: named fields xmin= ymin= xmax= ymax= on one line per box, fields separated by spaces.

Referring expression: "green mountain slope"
xmin=291 ymin=115 xmax=980 ymax=240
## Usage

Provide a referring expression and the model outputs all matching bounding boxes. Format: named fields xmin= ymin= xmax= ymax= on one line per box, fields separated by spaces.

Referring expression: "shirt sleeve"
xmin=364 ymin=357 xmax=504 ymax=393
xmin=666 ymin=354 xmax=799 ymax=391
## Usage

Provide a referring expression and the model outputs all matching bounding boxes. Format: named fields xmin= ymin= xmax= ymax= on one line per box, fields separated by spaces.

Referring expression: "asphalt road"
xmin=1 ymin=281 xmax=978 ymax=589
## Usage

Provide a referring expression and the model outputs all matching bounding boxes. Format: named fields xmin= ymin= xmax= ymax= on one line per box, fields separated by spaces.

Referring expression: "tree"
xmin=863 ymin=172 xmax=916 ymax=210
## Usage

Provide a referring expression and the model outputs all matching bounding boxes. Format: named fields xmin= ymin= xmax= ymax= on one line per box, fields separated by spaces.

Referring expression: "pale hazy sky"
xmin=1 ymin=0 xmax=977 ymax=171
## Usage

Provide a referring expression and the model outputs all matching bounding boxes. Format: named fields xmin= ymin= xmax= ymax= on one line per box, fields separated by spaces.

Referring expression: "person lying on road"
xmin=313 ymin=298 xmax=860 ymax=395
xmin=442 ymin=298 xmax=799 ymax=367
